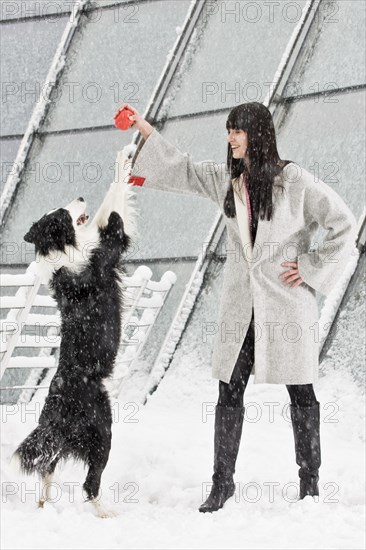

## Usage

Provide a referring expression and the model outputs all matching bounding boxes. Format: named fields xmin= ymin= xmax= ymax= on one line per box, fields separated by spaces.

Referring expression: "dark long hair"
xmin=224 ymin=102 xmax=291 ymax=221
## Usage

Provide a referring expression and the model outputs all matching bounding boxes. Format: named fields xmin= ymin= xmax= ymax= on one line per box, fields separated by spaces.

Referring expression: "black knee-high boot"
xmin=199 ymin=405 xmax=245 ymax=513
xmin=290 ymin=401 xmax=321 ymax=499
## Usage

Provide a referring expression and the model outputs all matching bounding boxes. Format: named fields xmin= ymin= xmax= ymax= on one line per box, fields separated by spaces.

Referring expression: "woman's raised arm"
xmin=116 ymin=103 xmax=228 ymax=207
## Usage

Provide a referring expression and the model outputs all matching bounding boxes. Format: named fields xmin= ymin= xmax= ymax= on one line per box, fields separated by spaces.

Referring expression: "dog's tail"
xmin=12 ymin=427 xmax=62 ymax=477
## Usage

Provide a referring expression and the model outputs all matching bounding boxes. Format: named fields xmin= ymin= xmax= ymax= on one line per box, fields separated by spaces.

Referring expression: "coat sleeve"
xmin=297 ymin=177 xmax=358 ymax=296
xmin=130 ymin=128 xmax=227 ymax=207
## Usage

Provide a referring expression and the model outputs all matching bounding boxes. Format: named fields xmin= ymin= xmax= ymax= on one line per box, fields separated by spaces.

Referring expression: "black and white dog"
xmin=12 ymin=148 xmax=138 ymax=517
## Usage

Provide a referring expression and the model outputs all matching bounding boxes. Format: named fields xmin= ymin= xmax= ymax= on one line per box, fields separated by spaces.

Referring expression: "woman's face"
xmin=227 ymin=128 xmax=248 ymax=159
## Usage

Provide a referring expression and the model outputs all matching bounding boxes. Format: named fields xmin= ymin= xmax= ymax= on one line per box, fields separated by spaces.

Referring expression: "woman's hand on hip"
xmin=278 ymin=261 xmax=305 ymax=289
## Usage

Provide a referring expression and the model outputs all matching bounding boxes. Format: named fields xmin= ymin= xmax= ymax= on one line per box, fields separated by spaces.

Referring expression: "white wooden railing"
xmin=0 ymin=262 xmax=176 ymax=401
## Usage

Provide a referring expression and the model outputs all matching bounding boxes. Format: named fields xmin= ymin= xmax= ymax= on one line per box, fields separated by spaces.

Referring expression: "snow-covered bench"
xmin=0 ymin=263 xmax=176 ymax=402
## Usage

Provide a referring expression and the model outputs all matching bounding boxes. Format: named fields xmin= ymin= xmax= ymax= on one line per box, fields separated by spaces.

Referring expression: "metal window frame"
xmin=0 ymin=0 xmax=92 ymax=228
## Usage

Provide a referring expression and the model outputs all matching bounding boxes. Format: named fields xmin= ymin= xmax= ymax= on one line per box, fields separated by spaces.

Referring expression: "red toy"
xmin=114 ymin=107 xmax=135 ymax=130
xmin=128 ymin=175 xmax=145 ymax=187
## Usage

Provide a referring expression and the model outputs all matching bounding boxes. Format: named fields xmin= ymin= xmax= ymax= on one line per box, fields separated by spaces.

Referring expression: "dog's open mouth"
xmin=77 ymin=213 xmax=89 ymax=226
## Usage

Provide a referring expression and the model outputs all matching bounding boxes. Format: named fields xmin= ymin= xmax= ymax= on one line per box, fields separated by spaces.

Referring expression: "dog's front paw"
xmin=107 ymin=211 xmax=123 ymax=229
xmin=105 ymin=211 xmax=125 ymax=241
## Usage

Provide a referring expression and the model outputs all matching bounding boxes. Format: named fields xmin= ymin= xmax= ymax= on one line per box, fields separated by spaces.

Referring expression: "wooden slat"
xmin=136 ymin=295 xmax=163 ymax=309
xmin=0 ymin=385 xmax=50 ymax=391
xmin=0 ymin=294 xmax=56 ymax=309
xmin=7 ymin=356 xmax=57 ymax=369
xmin=14 ymin=336 xmax=60 ymax=348
xmin=27 ymin=313 xmax=61 ymax=326
xmin=0 ymin=273 xmax=36 ymax=287
xmin=1 ymin=335 xmax=60 ymax=352
xmin=0 ymin=296 xmax=26 ymax=309
xmin=33 ymin=295 xmax=57 ymax=307
xmin=0 ymin=314 xmax=60 ymax=333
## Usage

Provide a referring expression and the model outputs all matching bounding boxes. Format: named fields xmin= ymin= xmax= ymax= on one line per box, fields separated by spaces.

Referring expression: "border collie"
xmin=12 ymin=148 xmax=138 ymax=517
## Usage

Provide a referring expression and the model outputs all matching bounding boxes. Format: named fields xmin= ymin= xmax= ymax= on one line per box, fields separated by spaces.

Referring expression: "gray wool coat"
xmin=131 ymin=128 xmax=358 ymax=385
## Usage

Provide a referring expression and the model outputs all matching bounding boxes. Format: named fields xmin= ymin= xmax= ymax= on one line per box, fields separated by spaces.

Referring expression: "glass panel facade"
xmin=2 ymin=128 xmax=132 ymax=264
xmin=45 ymin=0 xmax=191 ymax=132
xmin=0 ymin=16 xmax=68 ymax=136
xmin=163 ymin=0 xmax=306 ymax=118
xmin=162 ymin=110 xmax=230 ymax=163
xmin=284 ymin=0 xmax=366 ymax=96
xmin=162 ymin=256 xmax=224 ymax=379
xmin=277 ymin=89 xmax=365 ymax=220
xmin=0 ymin=138 xmax=21 ymax=194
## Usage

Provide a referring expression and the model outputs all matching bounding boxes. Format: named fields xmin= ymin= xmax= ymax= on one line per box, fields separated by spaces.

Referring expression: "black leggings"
xmin=218 ymin=309 xmax=318 ymax=408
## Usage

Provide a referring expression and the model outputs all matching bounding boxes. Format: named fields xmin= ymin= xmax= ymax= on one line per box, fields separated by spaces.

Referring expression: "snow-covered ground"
xmin=1 ymin=341 xmax=365 ymax=549
xmin=2 ymin=255 xmax=365 ymax=549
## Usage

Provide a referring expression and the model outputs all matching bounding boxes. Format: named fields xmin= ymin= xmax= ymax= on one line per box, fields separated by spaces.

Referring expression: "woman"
xmin=118 ymin=101 xmax=357 ymax=513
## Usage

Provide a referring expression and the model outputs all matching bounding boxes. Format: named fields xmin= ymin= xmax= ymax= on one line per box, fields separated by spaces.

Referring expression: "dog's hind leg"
xmin=83 ymin=460 xmax=105 ymax=503
xmin=82 ymin=431 xmax=117 ymax=518
xmin=38 ymin=472 xmax=54 ymax=509
xmin=38 ymin=456 xmax=60 ymax=509
xmin=84 ymin=461 xmax=119 ymax=519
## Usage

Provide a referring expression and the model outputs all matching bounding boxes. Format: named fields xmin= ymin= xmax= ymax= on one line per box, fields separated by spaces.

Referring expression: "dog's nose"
xmin=78 ymin=197 xmax=84 ymax=202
